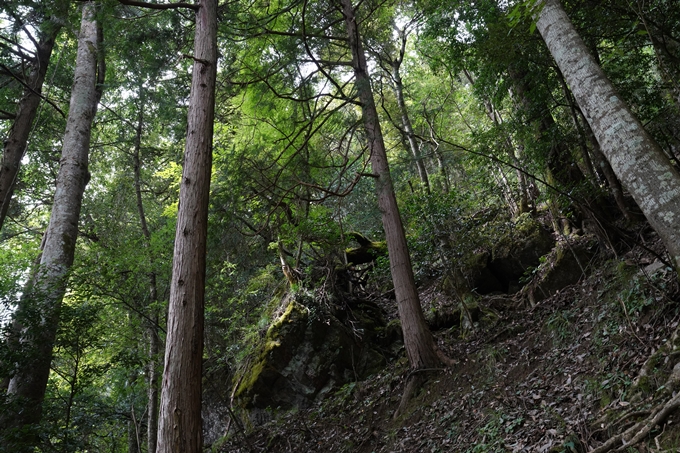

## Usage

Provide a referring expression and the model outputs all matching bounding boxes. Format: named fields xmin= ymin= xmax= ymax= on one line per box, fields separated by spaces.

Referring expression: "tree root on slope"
xmin=590 ymin=328 xmax=680 ymax=453
xmin=393 ymin=372 xmax=428 ymax=420
xmin=590 ymin=391 xmax=680 ymax=453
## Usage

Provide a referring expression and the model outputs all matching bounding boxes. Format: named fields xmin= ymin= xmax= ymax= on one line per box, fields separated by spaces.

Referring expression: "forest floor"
xmin=216 ymin=231 xmax=680 ymax=453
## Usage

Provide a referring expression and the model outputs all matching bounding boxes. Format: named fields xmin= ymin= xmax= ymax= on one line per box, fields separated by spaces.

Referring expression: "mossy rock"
xmin=526 ymin=237 xmax=597 ymax=304
xmin=234 ymin=292 xmax=390 ymax=415
xmin=235 ymin=300 xmax=310 ymax=402
xmin=471 ymin=215 xmax=555 ymax=294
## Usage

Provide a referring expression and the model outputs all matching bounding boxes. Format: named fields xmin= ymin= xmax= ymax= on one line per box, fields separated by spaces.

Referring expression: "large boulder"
xmin=233 ymin=292 xmax=394 ymax=417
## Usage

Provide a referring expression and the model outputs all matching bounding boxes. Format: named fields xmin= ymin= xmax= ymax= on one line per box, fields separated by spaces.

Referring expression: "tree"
xmin=156 ymin=0 xmax=217 ymax=451
xmin=418 ymin=0 xmax=547 ymax=217
xmin=1 ymin=2 xmax=104 ymax=448
xmin=535 ymin=0 xmax=680 ymax=273
xmin=0 ymin=0 xmax=67 ymax=232
xmin=132 ymin=86 xmax=162 ymax=453
xmin=339 ymin=0 xmax=450 ymax=411
xmin=377 ymin=21 xmax=431 ymax=193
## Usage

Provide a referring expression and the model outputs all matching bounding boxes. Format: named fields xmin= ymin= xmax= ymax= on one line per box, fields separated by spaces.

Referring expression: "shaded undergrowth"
xmin=214 ymin=233 xmax=680 ymax=452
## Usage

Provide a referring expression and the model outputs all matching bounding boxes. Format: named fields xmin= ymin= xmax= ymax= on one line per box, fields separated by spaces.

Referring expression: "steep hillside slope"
xmin=214 ymin=230 xmax=680 ymax=452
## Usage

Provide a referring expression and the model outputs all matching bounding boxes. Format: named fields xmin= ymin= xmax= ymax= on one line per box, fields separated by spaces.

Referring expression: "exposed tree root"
xmin=392 ymin=339 xmax=456 ymax=420
xmin=436 ymin=347 xmax=457 ymax=367
xmin=590 ymin=391 xmax=680 ymax=453
xmin=393 ymin=371 xmax=428 ymax=420
xmin=589 ymin=324 xmax=680 ymax=453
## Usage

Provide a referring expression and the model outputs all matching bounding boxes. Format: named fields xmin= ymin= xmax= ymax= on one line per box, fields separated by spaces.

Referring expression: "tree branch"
xmin=0 ymin=63 xmax=65 ymax=117
xmin=0 ymin=38 xmax=35 ymax=62
xmin=257 ymin=29 xmax=347 ymax=42
xmin=0 ymin=108 xmax=16 ymax=120
xmin=117 ymin=0 xmax=199 ymax=11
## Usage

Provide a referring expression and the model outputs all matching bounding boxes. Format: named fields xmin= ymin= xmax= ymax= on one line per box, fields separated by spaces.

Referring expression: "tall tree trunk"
xmin=462 ymin=69 xmax=529 ymax=215
xmin=127 ymin=373 xmax=140 ymax=453
xmin=508 ymin=64 xmax=585 ymax=191
xmin=156 ymin=0 xmax=217 ymax=452
xmin=536 ymin=0 xmax=680 ymax=272
xmin=432 ymin=147 xmax=450 ymax=194
xmin=589 ymin=135 xmax=635 ymax=222
xmin=422 ymin=108 xmax=450 ymax=193
xmin=572 ymin=88 xmax=636 ymax=222
xmin=339 ymin=0 xmax=442 ymax=372
xmin=387 ymin=31 xmax=430 ymax=192
xmin=555 ymin=68 xmax=599 ymax=187
xmin=0 ymin=3 xmax=102 ymax=448
xmin=131 ymin=88 xmax=160 ymax=453
xmin=493 ymin=166 xmax=519 ymax=216
xmin=147 ymin=308 xmax=160 ymax=453
xmin=636 ymin=13 xmax=680 ymax=108
xmin=0 ymin=3 xmax=66 ymax=232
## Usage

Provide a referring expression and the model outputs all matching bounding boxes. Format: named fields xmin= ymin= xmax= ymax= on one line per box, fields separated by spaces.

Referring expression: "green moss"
xmin=599 ymin=392 xmax=611 ymax=408
xmin=386 ymin=319 xmax=401 ymax=330
xmin=234 ymin=299 xmax=309 ymax=399
xmin=267 ymin=299 xmax=308 ymax=338
xmin=635 ymin=375 xmax=652 ymax=394
xmin=513 ymin=212 xmax=538 ymax=236
xmin=345 ymin=232 xmax=387 ymax=265
xmin=489 ymin=214 xmax=545 ymax=261
xmin=235 ymin=359 xmax=266 ymax=398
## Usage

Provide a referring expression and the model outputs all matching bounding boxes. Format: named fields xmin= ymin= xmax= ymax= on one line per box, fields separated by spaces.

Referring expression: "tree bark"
xmin=555 ymin=68 xmax=599 ymax=188
xmin=571 ymin=89 xmax=636 ymax=222
xmin=387 ymin=31 xmax=430 ymax=192
xmin=128 ymin=373 xmax=141 ymax=453
xmin=156 ymin=0 xmax=217 ymax=452
xmin=1 ymin=3 xmax=102 ymax=448
xmin=462 ymin=69 xmax=529 ymax=215
xmin=131 ymin=88 xmax=160 ymax=453
xmin=638 ymin=14 xmax=680 ymax=108
xmin=536 ymin=0 xmax=680 ymax=272
xmin=339 ymin=0 xmax=441 ymax=371
xmin=147 ymin=310 xmax=160 ymax=453
xmin=0 ymin=3 xmax=66 ymax=232
xmin=508 ymin=63 xmax=585 ymax=191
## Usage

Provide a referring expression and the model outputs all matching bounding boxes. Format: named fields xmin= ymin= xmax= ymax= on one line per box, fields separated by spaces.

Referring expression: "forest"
xmin=1 ymin=0 xmax=680 ymax=451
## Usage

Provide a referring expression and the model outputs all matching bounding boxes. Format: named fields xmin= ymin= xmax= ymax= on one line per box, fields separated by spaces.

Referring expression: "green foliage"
xmin=208 ymin=263 xmax=284 ymax=364
xmin=546 ymin=310 xmax=574 ymax=343
xmin=0 ymin=0 xmax=679 ymax=447
xmin=233 ymin=296 xmax=309 ymax=400
xmin=465 ymin=411 xmax=523 ymax=453
xmin=401 ymin=188 xmax=509 ymax=279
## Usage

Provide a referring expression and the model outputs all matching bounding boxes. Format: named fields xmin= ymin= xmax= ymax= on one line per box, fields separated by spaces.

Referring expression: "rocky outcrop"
xmin=233 ymin=291 xmax=397 ymax=420
xmin=472 ymin=215 xmax=555 ymax=294
xmin=525 ymin=236 xmax=597 ymax=304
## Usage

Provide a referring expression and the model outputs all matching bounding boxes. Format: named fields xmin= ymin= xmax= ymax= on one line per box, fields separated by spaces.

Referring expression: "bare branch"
xmin=0 ymin=38 xmax=35 ymax=61
xmin=20 ymin=24 xmax=39 ymax=51
xmin=251 ymin=29 xmax=347 ymax=42
xmin=182 ymin=53 xmax=212 ymax=66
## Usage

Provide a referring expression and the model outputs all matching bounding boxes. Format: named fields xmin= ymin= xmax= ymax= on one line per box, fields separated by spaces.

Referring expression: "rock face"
xmin=472 ymin=216 xmax=555 ymax=294
xmin=526 ymin=237 xmax=597 ymax=304
xmin=234 ymin=292 xmax=396 ymax=419
xmin=202 ymin=360 xmax=232 ymax=446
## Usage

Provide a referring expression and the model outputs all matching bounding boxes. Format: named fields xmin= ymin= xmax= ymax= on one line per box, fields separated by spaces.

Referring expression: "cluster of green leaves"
xmin=401 ymin=187 xmax=511 ymax=280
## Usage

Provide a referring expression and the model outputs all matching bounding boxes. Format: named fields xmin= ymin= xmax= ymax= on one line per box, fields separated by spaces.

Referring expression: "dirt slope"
xmin=216 ymin=237 xmax=680 ymax=453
